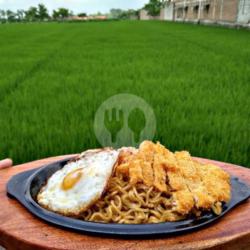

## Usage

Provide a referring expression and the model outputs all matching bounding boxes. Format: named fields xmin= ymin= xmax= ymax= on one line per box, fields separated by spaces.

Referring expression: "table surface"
xmin=0 ymin=155 xmax=250 ymax=250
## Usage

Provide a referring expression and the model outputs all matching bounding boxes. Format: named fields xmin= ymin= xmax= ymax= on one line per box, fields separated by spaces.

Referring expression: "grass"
xmin=0 ymin=21 xmax=249 ymax=167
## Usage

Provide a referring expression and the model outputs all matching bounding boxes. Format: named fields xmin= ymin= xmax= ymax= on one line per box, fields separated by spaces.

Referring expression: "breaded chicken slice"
xmin=137 ymin=142 xmax=155 ymax=186
xmin=159 ymin=150 xmax=195 ymax=215
xmin=175 ymin=151 xmax=215 ymax=209
xmin=141 ymin=159 xmax=154 ymax=187
xmin=115 ymin=141 xmax=231 ymax=217
xmin=153 ymin=153 xmax=168 ymax=192
xmin=116 ymin=147 xmax=137 ymax=176
xmin=198 ymin=163 xmax=231 ymax=203
xmin=129 ymin=159 xmax=144 ymax=185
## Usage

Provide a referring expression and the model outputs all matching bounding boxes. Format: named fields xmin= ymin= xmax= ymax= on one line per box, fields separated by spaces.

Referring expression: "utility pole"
xmin=242 ymin=0 xmax=246 ymax=14
xmin=220 ymin=0 xmax=224 ymax=20
xmin=198 ymin=0 xmax=202 ymax=20
xmin=213 ymin=0 xmax=216 ymax=20
xmin=183 ymin=0 xmax=187 ymax=19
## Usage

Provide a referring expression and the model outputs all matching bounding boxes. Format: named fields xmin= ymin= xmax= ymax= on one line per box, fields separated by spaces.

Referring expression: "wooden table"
xmin=0 ymin=156 xmax=249 ymax=250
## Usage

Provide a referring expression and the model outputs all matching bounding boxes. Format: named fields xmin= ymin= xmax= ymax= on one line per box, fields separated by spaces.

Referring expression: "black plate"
xmin=7 ymin=157 xmax=250 ymax=237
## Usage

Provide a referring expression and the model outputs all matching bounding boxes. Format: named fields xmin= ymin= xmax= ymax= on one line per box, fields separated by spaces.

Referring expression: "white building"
xmin=140 ymin=0 xmax=250 ymax=26
xmin=237 ymin=0 xmax=250 ymax=24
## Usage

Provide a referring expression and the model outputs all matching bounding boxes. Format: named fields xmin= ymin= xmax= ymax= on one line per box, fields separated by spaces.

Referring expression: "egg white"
xmin=37 ymin=149 xmax=119 ymax=216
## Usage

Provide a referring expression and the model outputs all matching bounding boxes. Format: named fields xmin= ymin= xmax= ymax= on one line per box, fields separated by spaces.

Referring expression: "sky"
xmin=0 ymin=0 xmax=148 ymax=14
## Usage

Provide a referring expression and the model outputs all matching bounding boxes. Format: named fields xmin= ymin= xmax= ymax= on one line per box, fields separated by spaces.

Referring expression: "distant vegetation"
xmin=0 ymin=3 xmax=140 ymax=22
xmin=144 ymin=0 xmax=165 ymax=17
xmin=0 ymin=21 xmax=249 ymax=167
xmin=0 ymin=4 xmax=71 ymax=22
xmin=109 ymin=9 xmax=139 ymax=20
xmin=0 ymin=0 xmax=170 ymax=22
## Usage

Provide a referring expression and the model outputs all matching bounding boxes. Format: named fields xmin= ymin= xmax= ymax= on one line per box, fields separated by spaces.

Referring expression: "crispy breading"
xmin=116 ymin=162 xmax=130 ymax=176
xmin=153 ymin=153 xmax=168 ymax=192
xmin=139 ymin=141 xmax=155 ymax=163
xmin=116 ymin=147 xmax=137 ymax=176
xmin=129 ymin=160 xmax=144 ymax=185
xmin=175 ymin=151 xmax=215 ymax=209
xmin=155 ymin=142 xmax=171 ymax=155
xmin=118 ymin=147 xmax=137 ymax=165
xmin=161 ymin=152 xmax=195 ymax=214
xmin=199 ymin=163 xmax=231 ymax=203
xmin=115 ymin=141 xmax=231 ymax=216
xmin=139 ymin=140 xmax=156 ymax=154
xmin=139 ymin=142 xmax=169 ymax=193
xmin=141 ymin=160 xmax=154 ymax=186
xmin=172 ymin=190 xmax=195 ymax=215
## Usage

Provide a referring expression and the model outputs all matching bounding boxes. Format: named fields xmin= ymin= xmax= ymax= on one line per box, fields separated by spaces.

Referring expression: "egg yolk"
xmin=62 ymin=169 xmax=83 ymax=190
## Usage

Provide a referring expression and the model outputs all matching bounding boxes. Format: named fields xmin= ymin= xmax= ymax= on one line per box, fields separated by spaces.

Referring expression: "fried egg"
xmin=37 ymin=149 xmax=119 ymax=216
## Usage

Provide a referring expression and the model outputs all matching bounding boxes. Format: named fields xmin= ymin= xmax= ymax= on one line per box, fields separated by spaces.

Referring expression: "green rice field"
xmin=0 ymin=21 xmax=249 ymax=166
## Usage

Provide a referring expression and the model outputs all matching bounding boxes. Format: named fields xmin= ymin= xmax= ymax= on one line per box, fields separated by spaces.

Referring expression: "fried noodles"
xmin=81 ymin=141 xmax=231 ymax=224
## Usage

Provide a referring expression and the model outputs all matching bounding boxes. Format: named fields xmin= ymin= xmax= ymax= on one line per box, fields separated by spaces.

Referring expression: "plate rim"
xmin=7 ymin=158 xmax=250 ymax=236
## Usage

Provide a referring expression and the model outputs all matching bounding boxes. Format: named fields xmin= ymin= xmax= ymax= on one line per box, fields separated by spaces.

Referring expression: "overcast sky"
xmin=0 ymin=0 xmax=148 ymax=14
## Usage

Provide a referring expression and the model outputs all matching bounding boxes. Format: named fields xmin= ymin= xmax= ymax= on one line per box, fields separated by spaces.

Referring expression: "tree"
xmin=78 ymin=12 xmax=87 ymax=17
xmin=37 ymin=4 xmax=49 ymax=20
xmin=144 ymin=0 xmax=164 ymax=17
xmin=110 ymin=9 xmax=123 ymax=19
xmin=0 ymin=9 xmax=6 ymax=21
xmin=16 ymin=9 xmax=25 ymax=21
xmin=25 ymin=6 xmax=38 ymax=21
xmin=109 ymin=8 xmax=139 ymax=20
xmin=52 ymin=10 xmax=59 ymax=20
xmin=6 ymin=10 xmax=16 ymax=21
xmin=52 ymin=8 xmax=70 ymax=20
xmin=58 ymin=8 xmax=70 ymax=19
xmin=119 ymin=9 xmax=139 ymax=19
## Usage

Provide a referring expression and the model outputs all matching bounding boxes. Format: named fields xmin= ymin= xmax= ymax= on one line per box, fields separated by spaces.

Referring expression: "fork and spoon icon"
xmin=94 ymin=94 xmax=156 ymax=148
xmin=104 ymin=108 xmax=146 ymax=143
